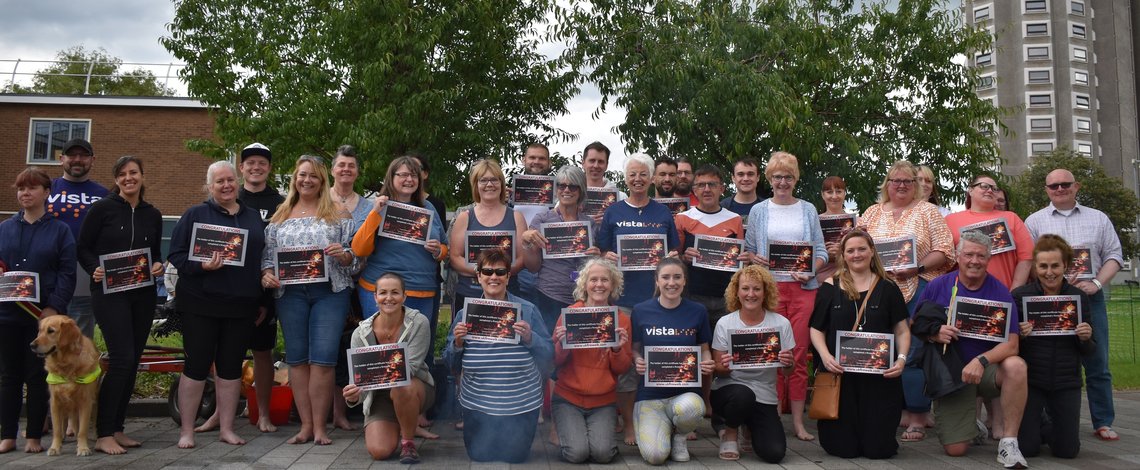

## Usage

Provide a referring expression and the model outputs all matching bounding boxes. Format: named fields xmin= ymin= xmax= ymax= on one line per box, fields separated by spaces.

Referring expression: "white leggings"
xmin=634 ymin=392 xmax=705 ymax=464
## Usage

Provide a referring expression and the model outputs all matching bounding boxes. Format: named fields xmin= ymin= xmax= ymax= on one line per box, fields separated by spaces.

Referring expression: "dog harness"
xmin=46 ymin=365 xmax=102 ymax=385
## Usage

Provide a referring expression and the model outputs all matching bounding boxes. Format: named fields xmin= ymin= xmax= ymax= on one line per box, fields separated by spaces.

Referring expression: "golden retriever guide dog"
xmin=31 ymin=315 xmax=101 ymax=456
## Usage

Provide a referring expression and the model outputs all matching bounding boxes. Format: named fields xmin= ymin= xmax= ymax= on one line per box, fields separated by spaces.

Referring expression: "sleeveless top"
xmin=454 ymin=206 xmax=518 ymax=297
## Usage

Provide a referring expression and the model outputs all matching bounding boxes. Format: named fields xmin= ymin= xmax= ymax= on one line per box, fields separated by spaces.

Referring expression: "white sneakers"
xmin=670 ymin=433 xmax=690 ymax=462
xmin=997 ymin=437 xmax=1028 ymax=469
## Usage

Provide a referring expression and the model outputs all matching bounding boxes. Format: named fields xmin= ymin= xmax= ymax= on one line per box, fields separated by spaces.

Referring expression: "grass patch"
xmin=1106 ymin=288 xmax=1140 ymax=390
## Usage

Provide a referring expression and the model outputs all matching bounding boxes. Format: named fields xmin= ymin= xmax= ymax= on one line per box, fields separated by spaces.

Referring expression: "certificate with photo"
xmin=654 ymin=197 xmax=689 ymax=215
xmin=767 ymin=240 xmax=815 ymax=276
xmin=465 ymin=231 xmax=514 ymax=266
xmin=511 ymin=174 xmax=555 ymax=207
xmin=379 ymin=200 xmax=435 ymax=245
xmin=644 ymin=345 xmax=702 ymax=388
xmin=188 ymin=223 xmax=249 ymax=267
xmin=876 ymin=235 xmax=918 ymax=272
xmin=958 ymin=218 xmax=1015 ymax=255
xmin=0 ymin=271 xmax=39 ymax=302
xmin=616 ymin=234 xmax=667 ymax=271
xmin=836 ymin=331 xmax=894 ymax=374
xmin=541 ymin=221 xmax=592 ymax=259
xmin=99 ymin=248 xmax=154 ymax=294
xmin=275 ymin=245 xmax=329 ymax=285
xmin=819 ymin=213 xmax=857 ymax=245
xmin=728 ymin=327 xmax=782 ymax=370
xmin=347 ymin=343 xmax=410 ymax=391
xmin=692 ymin=235 xmax=744 ymax=272
xmin=462 ymin=298 xmax=521 ymax=344
xmin=950 ymin=296 xmax=1012 ymax=343
xmin=560 ymin=306 xmax=619 ymax=349
xmin=584 ymin=187 xmax=618 ymax=217
xmin=1022 ymin=295 xmax=1082 ymax=337
xmin=1067 ymin=246 xmax=1095 ymax=280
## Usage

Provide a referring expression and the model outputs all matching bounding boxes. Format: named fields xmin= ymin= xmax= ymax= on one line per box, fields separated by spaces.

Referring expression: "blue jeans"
xmin=358 ymin=287 xmax=439 ymax=367
xmin=1084 ymin=290 xmax=1114 ymax=429
xmin=511 ymin=269 xmax=539 ymax=306
xmin=277 ymin=283 xmax=350 ymax=366
xmin=902 ymin=278 xmax=931 ymax=413
xmin=463 ymin=407 xmax=539 ymax=463
xmin=67 ymin=295 xmax=96 ymax=338
xmin=552 ymin=396 xmax=618 ymax=463
xmin=534 ymin=290 xmax=570 ymax=337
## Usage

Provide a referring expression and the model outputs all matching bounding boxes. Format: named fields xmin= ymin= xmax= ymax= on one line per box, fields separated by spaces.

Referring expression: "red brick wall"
xmin=0 ymin=101 xmax=220 ymax=217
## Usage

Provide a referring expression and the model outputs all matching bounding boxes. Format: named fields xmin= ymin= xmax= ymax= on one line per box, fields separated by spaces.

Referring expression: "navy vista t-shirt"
xmin=595 ymin=200 xmax=679 ymax=309
xmin=631 ymin=298 xmax=712 ymax=401
xmin=49 ymin=178 xmax=109 ymax=239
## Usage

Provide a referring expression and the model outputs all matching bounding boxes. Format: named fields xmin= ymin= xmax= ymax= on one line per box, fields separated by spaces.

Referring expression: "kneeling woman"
xmin=631 ymin=257 xmax=714 ymax=465
xmin=710 ymin=265 xmax=794 ymax=463
xmin=809 ymin=230 xmax=909 ymax=459
xmin=343 ymin=273 xmax=434 ymax=464
xmin=444 ymin=250 xmax=552 ymax=463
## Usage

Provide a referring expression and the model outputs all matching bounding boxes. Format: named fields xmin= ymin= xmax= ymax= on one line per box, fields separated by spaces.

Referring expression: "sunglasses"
xmin=556 ymin=183 xmax=581 ymax=192
xmin=478 ymin=267 xmax=509 ymax=276
xmin=1046 ymin=181 xmax=1074 ymax=190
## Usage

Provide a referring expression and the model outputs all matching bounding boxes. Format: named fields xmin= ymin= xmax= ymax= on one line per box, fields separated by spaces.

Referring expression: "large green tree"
xmin=162 ymin=0 xmax=578 ymax=207
xmin=3 ymin=46 xmax=176 ymax=96
xmin=1011 ymin=150 xmax=1139 ymax=259
xmin=558 ymin=0 xmax=1003 ymax=209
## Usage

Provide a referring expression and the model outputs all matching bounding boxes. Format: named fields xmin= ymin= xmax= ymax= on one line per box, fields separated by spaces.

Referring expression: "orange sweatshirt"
xmin=553 ymin=301 xmax=633 ymax=409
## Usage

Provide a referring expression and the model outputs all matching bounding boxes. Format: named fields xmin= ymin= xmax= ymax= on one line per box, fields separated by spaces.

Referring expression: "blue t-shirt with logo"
xmin=49 ymin=178 xmax=110 ymax=239
xmin=631 ymin=297 xmax=712 ymax=401
xmin=595 ymin=200 xmax=679 ymax=309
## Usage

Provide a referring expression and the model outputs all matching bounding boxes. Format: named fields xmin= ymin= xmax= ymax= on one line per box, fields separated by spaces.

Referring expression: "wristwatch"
xmin=897 ymin=354 xmax=908 ymax=362
xmin=976 ymin=355 xmax=990 ymax=367
xmin=917 ymin=264 xmax=926 ymax=274
xmin=1091 ymin=279 xmax=1103 ymax=291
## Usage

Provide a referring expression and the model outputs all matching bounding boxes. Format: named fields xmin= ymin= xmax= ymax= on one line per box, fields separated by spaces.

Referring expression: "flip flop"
xmin=901 ymin=426 xmax=926 ymax=442
xmin=1094 ymin=427 xmax=1120 ymax=441
xmin=718 ymin=440 xmax=740 ymax=461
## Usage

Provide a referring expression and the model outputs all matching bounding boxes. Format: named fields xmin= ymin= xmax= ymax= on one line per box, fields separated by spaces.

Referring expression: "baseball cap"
xmin=62 ymin=138 xmax=94 ymax=156
xmin=241 ymin=143 xmax=272 ymax=162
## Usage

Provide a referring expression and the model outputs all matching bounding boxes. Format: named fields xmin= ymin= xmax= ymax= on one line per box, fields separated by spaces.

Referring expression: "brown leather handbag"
xmin=808 ymin=279 xmax=877 ymax=420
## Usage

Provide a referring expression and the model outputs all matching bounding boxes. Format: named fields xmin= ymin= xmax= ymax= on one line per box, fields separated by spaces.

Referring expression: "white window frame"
xmin=1025 ymin=45 xmax=1051 ymax=61
xmin=1026 ymin=92 xmax=1054 ymax=108
xmin=975 ymin=51 xmax=994 ymax=67
xmin=1023 ymin=0 xmax=1048 ymax=14
xmin=1073 ymin=69 xmax=1089 ymax=86
xmin=1027 ymin=140 xmax=1056 ymax=156
xmin=1071 ymin=46 xmax=1088 ymax=62
xmin=974 ymin=4 xmax=992 ymax=22
xmin=1074 ymin=93 xmax=1091 ymax=110
xmin=1075 ymin=141 xmax=1094 ymax=157
xmin=1070 ymin=1 xmax=1086 ymax=16
xmin=1028 ymin=116 xmax=1055 ymax=133
xmin=1025 ymin=67 xmax=1053 ymax=84
xmin=25 ymin=118 xmax=92 ymax=165
xmin=1070 ymin=22 xmax=1087 ymax=39
xmin=1074 ymin=118 xmax=1093 ymax=134
xmin=977 ymin=74 xmax=996 ymax=90
xmin=1024 ymin=22 xmax=1049 ymax=37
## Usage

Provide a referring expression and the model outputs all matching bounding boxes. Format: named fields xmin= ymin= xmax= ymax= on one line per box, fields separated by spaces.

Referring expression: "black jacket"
xmin=76 ymin=193 xmax=164 ymax=294
xmin=1010 ymin=280 xmax=1095 ymax=391
xmin=0 ymin=211 xmax=76 ymax=324
xmin=911 ymin=300 xmax=968 ymax=399
xmin=167 ymin=199 xmax=267 ymax=318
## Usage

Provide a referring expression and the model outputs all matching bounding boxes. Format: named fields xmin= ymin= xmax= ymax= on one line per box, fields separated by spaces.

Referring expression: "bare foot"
xmin=286 ymin=431 xmax=312 ymax=444
xmin=24 ymin=440 xmax=44 ymax=453
xmin=795 ymin=430 xmax=816 ymax=441
xmin=548 ymin=426 xmax=560 ymax=446
xmin=623 ymin=432 xmax=637 ymax=446
xmin=177 ymin=432 xmax=195 ymax=449
xmin=114 ymin=432 xmax=142 ymax=448
xmin=418 ymin=415 xmax=432 ymax=428
xmin=333 ymin=418 xmax=356 ymax=431
xmin=453 ymin=421 xmax=464 ymax=430
xmin=313 ymin=433 xmax=332 ymax=446
xmin=256 ymin=417 xmax=277 ymax=433
xmin=687 ymin=431 xmax=698 ymax=440
xmin=415 ymin=426 xmax=439 ymax=440
xmin=219 ymin=431 xmax=246 ymax=445
xmin=614 ymin=420 xmax=624 ymax=433
xmin=0 ymin=439 xmax=15 ymax=453
xmin=96 ymin=436 xmax=127 ymax=455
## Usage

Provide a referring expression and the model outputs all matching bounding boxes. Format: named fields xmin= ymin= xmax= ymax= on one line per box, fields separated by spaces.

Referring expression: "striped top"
xmin=444 ymin=293 xmax=553 ymax=416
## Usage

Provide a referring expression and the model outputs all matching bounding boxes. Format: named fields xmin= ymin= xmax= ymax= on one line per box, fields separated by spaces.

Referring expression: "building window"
xmin=1076 ymin=143 xmax=1093 ymax=156
xmin=975 ymin=6 xmax=991 ymax=22
xmin=1026 ymin=46 xmax=1050 ymax=60
xmin=1071 ymin=1 xmax=1085 ymax=15
xmin=27 ymin=119 xmax=91 ymax=164
xmin=1075 ymin=118 xmax=1092 ymax=133
xmin=1071 ymin=23 xmax=1087 ymax=39
xmin=1028 ymin=94 xmax=1052 ymax=107
xmin=1026 ymin=69 xmax=1052 ymax=84
xmin=976 ymin=52 xmax=993 ymax=67
xmin=1075 ymin=94 xmax=1091 ymax=109
xmin=1030 ymin=142 xmax=1055 ymax=154
xmin=1029 ymin=117 xmax=1054 ymax=132
xmin=1072 ymin=47 xmax=1088 ymax=62
xmin=978 ymin=75 xmax=995 ymax=89
xmin=1026 ymin=23 xmax=1048 ymax=36
xmin=1073 ymin=70 xmax=1089 ymax=86
xmin=1025 ymin=0 xmax=1047 ymax=12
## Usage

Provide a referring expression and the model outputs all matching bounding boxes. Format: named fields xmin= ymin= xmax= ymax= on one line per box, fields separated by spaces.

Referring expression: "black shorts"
xmin=249 ymin=307 xmax=278 ymax=352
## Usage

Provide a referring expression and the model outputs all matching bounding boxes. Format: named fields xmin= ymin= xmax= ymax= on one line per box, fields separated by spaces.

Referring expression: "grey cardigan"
xmin=346 ymin=307 xmax=435 ymax=416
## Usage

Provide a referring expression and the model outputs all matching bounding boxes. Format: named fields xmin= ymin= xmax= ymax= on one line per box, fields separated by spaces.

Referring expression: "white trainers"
xmin=997 ymin=437 xmax=1028 ymax=469
xmin=670 ymin=433 xmax=690 ymax=462
xmin=973 ymin=419 xmax=990 ymax=445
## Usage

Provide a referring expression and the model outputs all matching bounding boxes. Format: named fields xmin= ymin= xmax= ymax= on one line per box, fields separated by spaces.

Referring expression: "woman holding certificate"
xmin=709 ymin=265 xmax=794 ymax=463
xmin=858 ymin=160 xmax=953 ymax=438
xmin=260 ymin=155 xmax=356 ymax=446
xmin=549 ymin=258 xmax=631 ymax=463
xmin=1010 ymin=235 xmax=1093 ymax=458
xmin=742 ymin=151 xmax=826 ymax=441
xmin=0 ymin=167 xmax=75 ymax=454
xmin=816 ymin=176 xmax=850 ymax=282
xmin=630 ymin=258 xmax=714 ymax=464
xmin=76 ymin=156 xmax=164 ymax=455
xmin=945 ymin=174 xmax=1034 ymax=290
xmin=343 ymin=273 xmax=435 ymax=464
xmin=443 ymin=250 xmax=552 ymax=463
xmin=447 ymin=159 xmax=527 ymax=320
xmin=809 ymin=230 xmax=909 ymax=459
xmin=168 ymin=161 xmax=267 ymax=448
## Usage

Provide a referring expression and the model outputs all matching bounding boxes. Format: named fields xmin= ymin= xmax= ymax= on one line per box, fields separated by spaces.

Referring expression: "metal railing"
xmin=1 ymin=59 xmax=189 ymax=96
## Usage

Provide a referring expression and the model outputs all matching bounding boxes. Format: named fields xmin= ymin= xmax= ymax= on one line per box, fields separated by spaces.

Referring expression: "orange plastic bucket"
xmin=246 ymin=385 xmax=293 ymax=426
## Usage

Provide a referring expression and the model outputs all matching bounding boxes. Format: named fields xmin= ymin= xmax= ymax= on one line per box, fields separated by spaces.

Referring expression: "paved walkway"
xmin=2 ymin=392 xmax=1137 ymax=469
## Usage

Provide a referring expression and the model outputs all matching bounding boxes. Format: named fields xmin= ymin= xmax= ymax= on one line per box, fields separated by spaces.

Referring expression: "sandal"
xmin=901 ymin=426 xmax=926 ymax=442
xmin=1094 ymin=426 xmax=1120 ymax=441
xmin=718 ymin=440 xmax=740 ymax=461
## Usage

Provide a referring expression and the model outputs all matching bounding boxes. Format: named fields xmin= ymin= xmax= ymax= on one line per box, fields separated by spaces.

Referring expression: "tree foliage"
xmin=2 ymin=46 xmax=176 ymax=96
xmin=1010 ymin=150 xmax=1140 ymax=259
xmin=557 ymin=0 xmax=1003 ymax=210
xmin=162 ymin=0 xmax=578 ymax=208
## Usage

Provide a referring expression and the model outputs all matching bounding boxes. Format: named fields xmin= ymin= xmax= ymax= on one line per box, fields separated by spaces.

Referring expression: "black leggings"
xmin=181 ymin=310 xmax=255 ymax=381
xmin=0 ymin=322 xmax=48 ymax=440
xmin=710 ymin=384 xmax=786 ymax=463
xmin=93 ymin=288 xmax=155 ymax=438
xmin=1019 ymin=386 xmax=1081 ymax=458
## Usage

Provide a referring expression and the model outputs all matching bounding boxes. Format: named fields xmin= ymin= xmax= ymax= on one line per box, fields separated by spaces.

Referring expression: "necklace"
xmin=334 ymin=189 xmax=354 ymax=205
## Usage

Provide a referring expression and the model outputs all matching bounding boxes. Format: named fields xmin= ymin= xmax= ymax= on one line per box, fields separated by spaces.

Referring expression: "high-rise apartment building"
xmin=963 ymin=0 xmax=1138 ymax=193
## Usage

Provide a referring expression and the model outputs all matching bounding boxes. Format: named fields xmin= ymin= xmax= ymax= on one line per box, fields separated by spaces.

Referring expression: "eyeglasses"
xmin=477 ymin=178 xmax=501 ymax=187
xmin=1046 ymin=181 xmax=1074 ymax=190
xmin=770 ymin=175 xmax=795 ymax=182
xmin=394 ymin=172 xmax=417 ymax=179
xmin=971 ymin=182 xmax=999 ymax=192
xmin=693 ymin=181 xmax=721 ymax=189
xmin=888 ymin=179 xmax=915 ymax=186
xmin=556 ymin=183 xmax=581 ymax=192
xmin=478 ymin=267 xmax=509 ymax=276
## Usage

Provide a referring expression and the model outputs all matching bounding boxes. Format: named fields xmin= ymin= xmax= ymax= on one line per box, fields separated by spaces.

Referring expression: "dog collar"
xmin=46 ymin=365 xmax=102 ymax=385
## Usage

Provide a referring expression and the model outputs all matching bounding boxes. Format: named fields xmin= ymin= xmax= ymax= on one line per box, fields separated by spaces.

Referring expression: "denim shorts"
xmin=276 ymin=283 xmax=350 ymax=366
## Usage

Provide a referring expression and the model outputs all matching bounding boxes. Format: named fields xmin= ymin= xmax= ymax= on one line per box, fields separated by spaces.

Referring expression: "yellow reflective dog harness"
xmin=46 ymin=365 xmax=101 ymax=385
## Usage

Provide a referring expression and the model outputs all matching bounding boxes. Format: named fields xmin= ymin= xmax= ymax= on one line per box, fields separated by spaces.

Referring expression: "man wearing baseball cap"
xmin=47 ymin=138 xmax=108 ymax=338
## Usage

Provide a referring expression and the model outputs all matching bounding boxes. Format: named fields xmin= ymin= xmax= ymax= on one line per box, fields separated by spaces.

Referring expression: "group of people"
xmin=0 ymin=139 xmax=1123 ymax=469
